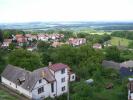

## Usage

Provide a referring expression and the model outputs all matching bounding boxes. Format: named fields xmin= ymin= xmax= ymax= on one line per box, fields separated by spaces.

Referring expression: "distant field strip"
xmin=109 ymin=37 xmax=132 ymax=46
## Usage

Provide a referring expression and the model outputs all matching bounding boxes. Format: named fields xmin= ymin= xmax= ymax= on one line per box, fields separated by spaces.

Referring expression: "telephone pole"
xmin=67 ymin=74 xmax=69 ymax=100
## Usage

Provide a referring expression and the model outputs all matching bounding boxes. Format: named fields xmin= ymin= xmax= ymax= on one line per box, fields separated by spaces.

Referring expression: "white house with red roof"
xmin=15 ymin=34 xmax=27 ymax=46
xmin=68 ymin=38 xmax=86 ymax=46
xmin=37 ymin=34 xmax=49 ymax=41
xmin=1 ymin=39 xmax=12 ymax=47
xmin=93 ymin=43 xmax=102 ymax=49
xmin=1 ymin=63 xmax=76 ymax=100
xmin=37 ymin=33 xmax=64 ymax=41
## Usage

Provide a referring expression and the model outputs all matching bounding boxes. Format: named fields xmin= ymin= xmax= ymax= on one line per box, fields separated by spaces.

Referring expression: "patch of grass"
xmin=109 ymin=37 xmax=132 ymax=47
xmin=0 ymin=90 xmax=18 ymax=100
xmin=89 ymin=32 xmax=111 ymax=35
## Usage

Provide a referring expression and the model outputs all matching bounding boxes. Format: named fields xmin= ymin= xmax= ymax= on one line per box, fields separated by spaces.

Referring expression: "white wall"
xmin=1 ymin=77 xmax=32 ymax=98
xmin=128 ymin=90 xmax=133 ymax=100
xmin=54 ymin=68 xmax=68 ymax=96
xmin=70 ymin=73 xmax=76 ymax=82
xmin=1 ymin=77 xmax=16 ymax=89
xmin=38 ymin=37 xmax=48 ymax=41
xmin=32 ymin=78 xmax=56 ymax=99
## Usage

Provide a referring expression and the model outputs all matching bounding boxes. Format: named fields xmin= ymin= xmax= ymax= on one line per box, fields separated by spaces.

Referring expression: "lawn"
xmin=0 ymin=90 xmax=18 ymax=100
xmin=109 ymin=37 xmax=132 ymax=47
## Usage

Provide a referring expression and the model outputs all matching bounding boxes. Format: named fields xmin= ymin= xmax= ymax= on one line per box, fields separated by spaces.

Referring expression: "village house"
xmin=27 ymin=46 xmax=37 ymax=51
xmin=102 ymin=60 xmax=133 ymax=77
xmin=1 ymin=39 xmax=12 ymax=47
xmin=49 ymin=33 xmax=64 ymax=41
xmin=25 ymin=34 xmax=38 ymax=41
xmin=128 ymin=78 xmax=133 ymax=100
xmin=37 ymin=33 xmax=64 ymax=42
xmin=15 ymin=34 xmax=27 ymax=46
xmin=1 ymin=63 xmax=76 ymax=100
xmin=37 ymin=34 xmax=49 ymax=41
xmin=93 ymin=43 xmax=102 ymax=49
xmin=68 ymin=38 xmax=86 ymax=46
xmin=51 ymin=42 xmax=65 ymax=48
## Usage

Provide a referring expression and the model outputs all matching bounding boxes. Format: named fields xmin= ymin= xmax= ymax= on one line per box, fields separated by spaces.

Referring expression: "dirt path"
xmin=0 ymin=83 xmax=30 ymax=100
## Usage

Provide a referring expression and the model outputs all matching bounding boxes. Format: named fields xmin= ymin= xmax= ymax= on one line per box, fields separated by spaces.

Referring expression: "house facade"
xmin=102 ymin=60 xmax=133 ymax=77
xmin=15 ymin=34 xmax=27 ymax=46
xmin=1 ymin=39 xmax=12 ymax=47
xmin=128 ymin=78 xmax=133 ymax=100
xmin=37 ymin=33 xmax=64 ymax=42
xmin=1 ymin=63 xmax=75 ymax=100
xmin=93 ymin=43 xmax=102 ymax=49
xmin=68 ymin=38 xmax=86 ymax=46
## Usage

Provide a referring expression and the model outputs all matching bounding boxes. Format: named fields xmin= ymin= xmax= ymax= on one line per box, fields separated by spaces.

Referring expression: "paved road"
xmin=0 ymin=83 xmax=30 ymax=100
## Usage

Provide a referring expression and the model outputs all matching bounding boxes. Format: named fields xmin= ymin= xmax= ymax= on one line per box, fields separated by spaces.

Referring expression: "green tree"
xmin=128 ymin=41 xmax=133 ymax=49
xmin=9 ymin=43 xmax=16 ymax=50
xmin=105 ymin=46 xmax=121 ymax=62
xmin=0 ymin=29 xmax=3 ymax=43
xmin=8 ymin=49 xmax=42 ymax=71
xmin=37 ymin=41 xmax=51 ymax=52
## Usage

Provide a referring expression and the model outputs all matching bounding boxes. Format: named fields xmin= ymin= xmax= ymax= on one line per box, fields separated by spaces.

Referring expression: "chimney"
xmin=41 ymin=71 xmax=45 ymax=78
xmin=49 ymin=62 xmax=52 ymax=66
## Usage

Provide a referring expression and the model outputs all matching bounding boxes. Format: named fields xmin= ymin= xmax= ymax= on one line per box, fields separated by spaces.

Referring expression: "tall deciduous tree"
xmin=0 ymin=29 xmax=3 ymax=43
xmin=105 ymin=46 xmax=121 ymax=62
xmin=8 ymin=49 xmax=42 ymax=71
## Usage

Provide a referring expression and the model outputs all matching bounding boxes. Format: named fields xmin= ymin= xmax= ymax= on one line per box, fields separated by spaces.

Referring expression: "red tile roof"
xmin=49 ymin=63 xmax=68 ymax=72
xmin=17 ymin=38 xmax=27 ymax=43
xmin=16 ymin=34 xmax=24 ymax=39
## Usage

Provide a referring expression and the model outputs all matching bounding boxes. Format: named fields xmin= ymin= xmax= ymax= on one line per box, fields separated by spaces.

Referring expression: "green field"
xmin=89 ymin=32 xmax=111 ymax=35
xmin=109 ymin=37 xmax=132 ymax=47
xmin=75 ymin=28 xmax=111 ymax=35
xmin=0 ymin=90 xmax=18 ymax=100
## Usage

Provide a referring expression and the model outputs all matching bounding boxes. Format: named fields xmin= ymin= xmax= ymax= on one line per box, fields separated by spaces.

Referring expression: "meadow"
xmin=109 ymin=37 xmax=132 ymax=47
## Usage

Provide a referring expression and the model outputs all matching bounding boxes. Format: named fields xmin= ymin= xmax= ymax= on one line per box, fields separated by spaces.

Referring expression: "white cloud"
xmin=0 ymin=0 xmax=133 ymax=23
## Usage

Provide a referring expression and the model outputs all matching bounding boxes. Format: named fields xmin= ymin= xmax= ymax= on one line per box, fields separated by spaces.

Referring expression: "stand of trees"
xmin=0 ymin=29 xmax=3 ymax=43
xmin=2 ymin=29 xmax=25 ymax=38
xmin=111 ymin=31 xmax=133 ymax=40
xmin=8 ymin=49 xmax=42 ymax=71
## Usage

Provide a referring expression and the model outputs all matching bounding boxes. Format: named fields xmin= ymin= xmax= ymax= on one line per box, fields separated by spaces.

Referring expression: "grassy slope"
xmin=109 ymin=37 xmax=132 ymax=47
xmin=0 ymin=90 xmax=18 ymax=100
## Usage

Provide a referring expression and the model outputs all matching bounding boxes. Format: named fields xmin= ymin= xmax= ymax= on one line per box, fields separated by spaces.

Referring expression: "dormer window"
xmin=39 ymin=79 xmax=42 ymax=83
xmin=61 ymin=69 xmax=65 ymax=74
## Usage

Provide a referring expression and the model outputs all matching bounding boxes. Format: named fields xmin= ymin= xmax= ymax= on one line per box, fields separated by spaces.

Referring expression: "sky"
xmin=0 ymin=0 xmax=133 ymax=23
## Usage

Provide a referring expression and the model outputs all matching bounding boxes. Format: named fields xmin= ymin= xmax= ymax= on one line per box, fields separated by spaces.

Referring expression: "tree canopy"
xmin=8 ymin=49 xmax=42 ymax=71
xmin=0 ymin=29 xmax=3 ymax=43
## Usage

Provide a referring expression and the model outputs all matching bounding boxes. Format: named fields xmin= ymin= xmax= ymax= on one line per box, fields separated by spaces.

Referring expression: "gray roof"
xmin=1 ymin=65 xmax=55 ymax=91
xmin=102 ymin=60 xmax=120 ymax=70
xmin=1 ymin=64 xmax=30 ymax=84
xmin=120 ymin=60 xmax=133 ymax=68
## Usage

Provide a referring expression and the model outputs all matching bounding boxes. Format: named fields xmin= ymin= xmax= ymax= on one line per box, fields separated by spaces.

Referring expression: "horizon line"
xmin=1 ymin=20 xmax=133 ymax=24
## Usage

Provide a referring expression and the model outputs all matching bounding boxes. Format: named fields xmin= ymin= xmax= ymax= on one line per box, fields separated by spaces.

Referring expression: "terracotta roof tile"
xmin=49 ymin=63 xmax=68 ymax=72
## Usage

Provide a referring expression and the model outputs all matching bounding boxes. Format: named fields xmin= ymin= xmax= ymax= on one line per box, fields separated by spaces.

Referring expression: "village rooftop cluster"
xmin=1 ymin=33 xmax=87 ymax=51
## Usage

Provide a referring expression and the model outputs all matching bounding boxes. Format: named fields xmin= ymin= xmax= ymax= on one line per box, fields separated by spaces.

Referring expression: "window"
xmin=38 ymin=87 xmax=44 ymax=94
xmin=39 ymin=79 xmax=42 ymax=83
xmin=51 ymin=83 xmax=54 ymax=93
xmin=72 ymin=75 xmax=75 ymax=79
xmin=62 ymin=86 xmax=65 ymax=91
xmin=61 ymin=77 xmax=65 ymax=83
xmin=61 ymin=69 xmax=65 ymax=74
